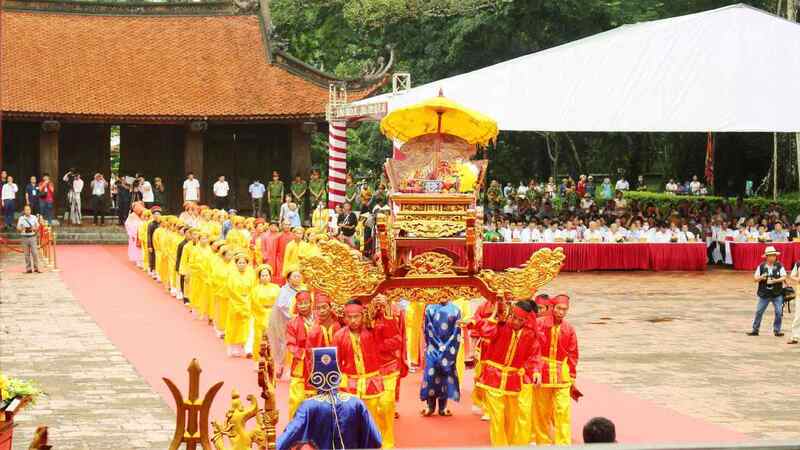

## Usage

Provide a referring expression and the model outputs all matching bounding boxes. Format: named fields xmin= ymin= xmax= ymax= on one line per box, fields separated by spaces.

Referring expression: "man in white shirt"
xmin=516 ymin=182 xmax=528 ymax=199
xmin=498 ymin=222 xmax=512 ymax=243
xmin=665 ymin=179 xmax=678 ymax=194
xmin=582 ymin=221 xmax=602 ymax=242
xmin=183 ymin=173 xmax=201 ymax=203
xmin=69 ymin=173 xmax=84 ymax=225
xmin=90 ymin=173 xmax=108 ymax=225
xmin=16 ymin=205 xmax=40 ymax=273
xmin=213 ymin=175 xmax=230 ymax=210
xmin=689 ymin=176 xmax=702 ymax=195
xmin=542 ymin=222 xmax=558 ymax=243
xmin=615 ymin=177 xmax=629 ymax=192
xmin=2 ymin=175 xmax=19 ymax=230
xmin=140 ymin=177 xmax=154 ymax=208
xmin=521 ymin=223 xmax=541 ymax=243
xmin=249 ymin=179 xmax=266 ymax=218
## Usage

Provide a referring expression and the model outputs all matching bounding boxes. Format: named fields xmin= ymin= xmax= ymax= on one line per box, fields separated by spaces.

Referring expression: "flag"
xmin=705 ymin=131 xmax=715 ymax=189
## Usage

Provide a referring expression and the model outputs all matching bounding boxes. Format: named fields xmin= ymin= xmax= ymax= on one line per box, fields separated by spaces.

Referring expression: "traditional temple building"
xmin=0 ymin=0 xmax=388 ymax=212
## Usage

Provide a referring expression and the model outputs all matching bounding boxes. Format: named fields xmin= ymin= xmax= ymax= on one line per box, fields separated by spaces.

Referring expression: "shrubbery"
xmin=622 ymin=191 xmax=800 ymax=220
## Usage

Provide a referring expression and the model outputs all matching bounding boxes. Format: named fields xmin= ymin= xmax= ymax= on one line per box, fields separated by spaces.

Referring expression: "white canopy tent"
xmin=353 ymin=4 xmax=800 ymax=133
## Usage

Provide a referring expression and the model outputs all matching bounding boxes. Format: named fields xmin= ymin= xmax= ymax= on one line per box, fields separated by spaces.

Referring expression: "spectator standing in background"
xmin=17 ymin=204 xmax=41 ymax=273
xmin=116 ymin=177 xmax=132 ymax=226
xmin=0 ymin=170 xmax=7 ymax=184
xmin=25 ymin=176 xmax=39 ymax=215
xmin=69 ymin=173 xmax=84 ymax=225
xmin=584 ymin=176 xmax=596 ymax=198
xmin=212 ymin=175 xmax=229 ymax=210
xmin=598 ymin=177 xmax=613 ymax=202
xmin=90 ymin=173 xmax=108 ymax=225
xmin=636 ymin=175 xmax=647 ymax=191
xmin=38 ymin=174 xmax=55 ymax=223
xmin=249 ymin=178 xmax=266 ymax=218
xmin=110 ymin=173 xmax=119 ymax=212
xmin=665 ymin=179 xmax=678 ymax=194
xmin=140 ymin=176 xmax=154 ymax=209
xmin=690 ymin=175 xmax=702 ymax=195
xmin=615 ymin=176 xmax=629 ymax=192
xmin=153 ymin=177 xmax=166 ymax=208
xmin=183 ymin=172 xmax=200 ymax=204
xmin=2 ymin=175 xmax=18 ymax=230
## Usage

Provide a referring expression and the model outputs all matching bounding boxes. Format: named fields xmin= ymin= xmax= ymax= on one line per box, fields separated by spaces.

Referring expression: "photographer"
xmin=16 ymin=204 xmax=41 ymax=273
xmin=747 ymin=246 xmax=786 ymax=337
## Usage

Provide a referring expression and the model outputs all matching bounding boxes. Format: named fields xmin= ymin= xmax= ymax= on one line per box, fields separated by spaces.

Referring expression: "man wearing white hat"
xmin=747 ymin=246 xmax=786 ymax=337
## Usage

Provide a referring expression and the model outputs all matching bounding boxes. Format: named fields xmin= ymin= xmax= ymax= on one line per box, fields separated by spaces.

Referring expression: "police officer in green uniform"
xmin=291 ymin=174 xmax=308 ymax=224
xmin=267 ymin=171 xmax=284 ymax=222
xmin=308 ymin=169 xmax=327 ymax=208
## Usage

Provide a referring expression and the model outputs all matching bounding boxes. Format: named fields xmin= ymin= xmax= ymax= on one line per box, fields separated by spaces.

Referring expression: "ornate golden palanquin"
xmin=299 ymin=94 xmax=564 ymax=310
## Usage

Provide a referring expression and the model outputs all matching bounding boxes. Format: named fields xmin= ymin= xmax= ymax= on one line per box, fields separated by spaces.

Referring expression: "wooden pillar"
xmin=185 ymin=121 xmax=206 ymax=200
xmin=39 ymin=120 xmax=60 ymax=184
xmin=290 ymin=122 xmax=313 ymax=178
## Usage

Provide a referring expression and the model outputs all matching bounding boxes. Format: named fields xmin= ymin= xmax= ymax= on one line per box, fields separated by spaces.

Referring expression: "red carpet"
xmin=56 ymin=245 xmax=746 ymax=446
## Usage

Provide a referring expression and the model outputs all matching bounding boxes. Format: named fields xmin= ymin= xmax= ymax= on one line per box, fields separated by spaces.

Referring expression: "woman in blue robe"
xmin=420 ymin=299 xmax=461 ymax=416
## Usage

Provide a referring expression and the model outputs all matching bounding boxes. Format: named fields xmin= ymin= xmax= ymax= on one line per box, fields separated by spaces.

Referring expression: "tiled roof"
xmin=0 ymin=11 xmax=376 ymax=120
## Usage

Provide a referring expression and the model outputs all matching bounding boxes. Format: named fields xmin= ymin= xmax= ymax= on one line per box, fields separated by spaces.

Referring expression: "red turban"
xmin=315 ymin=292 xmax=332 ymax=306
xmin=295 ymin=291 xmax=312 ymax=304
xmin=344 ymin=302 xmax=364 ymax=314
xmin=553 ymin=294 xmax=570 ymax=306
xmin=512 ymin=304 xmax=538 ymax=330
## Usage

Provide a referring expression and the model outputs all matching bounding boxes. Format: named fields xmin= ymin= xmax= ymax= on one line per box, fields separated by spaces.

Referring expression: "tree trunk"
xmin=564 ymin=133 xmax=582 ymax=175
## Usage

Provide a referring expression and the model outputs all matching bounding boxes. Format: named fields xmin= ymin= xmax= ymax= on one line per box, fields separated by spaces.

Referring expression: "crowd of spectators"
xmin=481 ymin=174 xmax=796 ymax=263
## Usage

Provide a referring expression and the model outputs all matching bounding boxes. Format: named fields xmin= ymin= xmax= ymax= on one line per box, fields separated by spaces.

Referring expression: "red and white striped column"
xmin=327 ymin=121 xmax=348 ymax=208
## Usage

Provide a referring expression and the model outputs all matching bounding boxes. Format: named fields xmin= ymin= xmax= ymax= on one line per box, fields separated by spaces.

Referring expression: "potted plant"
xmin=0 ymin=372 xmax=44 ymax=450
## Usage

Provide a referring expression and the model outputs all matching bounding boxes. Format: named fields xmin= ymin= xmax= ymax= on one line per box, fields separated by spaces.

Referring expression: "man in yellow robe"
xmin=138 ymin=210 xmax=153 ymax=273
xmin=281 ymin=227 xmax=305 ymax=278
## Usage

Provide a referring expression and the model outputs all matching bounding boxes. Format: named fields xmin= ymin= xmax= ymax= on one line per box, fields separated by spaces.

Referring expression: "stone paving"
xmin=0 ymin=253 xmax=173 ymax=449
xmin=546 ymin=270 xmax=800 ymax=441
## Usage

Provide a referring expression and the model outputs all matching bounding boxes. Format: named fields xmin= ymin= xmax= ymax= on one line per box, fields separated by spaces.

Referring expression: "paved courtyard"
xmin=1 ymin=247 xmax=798 ymax=447
xmin=0 ymin=252 xmax=173 ymax=449
xmin=547 ymin=270 xmax=799 ymax=441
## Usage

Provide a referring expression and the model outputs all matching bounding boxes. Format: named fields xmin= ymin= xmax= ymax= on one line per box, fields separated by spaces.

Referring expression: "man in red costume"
xmin=274 ymin=220 xmax=295 ymax=284
xmin=462 ymin=299 xmax=541 ymax=446
xmin=261 ymin=221 xmax=281 ymax=275
xmin=307 ymin=292 xmax=341 ymax=348
xmin=469 ymin=297 xmax=496 ymax=420
xmin=532 ymin=294 xmax=579 ymax=446
xmin=334 ymin=299 xmax=403 ymax=445
xmin=374 ymin=294 xmax=407 ymax=448
xmin=286 ymin=291 xmax=314 ymax=419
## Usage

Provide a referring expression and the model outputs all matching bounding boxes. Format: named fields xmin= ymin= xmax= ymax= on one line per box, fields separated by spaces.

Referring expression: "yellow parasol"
xmin=379 ymin=90 xmax=499 ymax=147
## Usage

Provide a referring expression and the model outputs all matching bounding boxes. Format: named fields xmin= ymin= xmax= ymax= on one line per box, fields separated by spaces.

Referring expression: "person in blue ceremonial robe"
xmin=420 ymin=298 xmax=461 ymax=416
xmin=277 ymin=347 xmax=382 ymax=450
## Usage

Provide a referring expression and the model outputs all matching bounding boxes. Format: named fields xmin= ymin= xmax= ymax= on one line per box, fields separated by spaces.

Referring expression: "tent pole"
xmin=773 ymin=132 xmax=778 ymax=201
xmin=796 ymin=133 xmax=800 ymax=193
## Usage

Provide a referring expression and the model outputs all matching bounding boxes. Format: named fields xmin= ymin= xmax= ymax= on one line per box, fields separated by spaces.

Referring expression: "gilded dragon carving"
xmin=299 ymin=237 xmax=385 ymax=304
xmin=478 ymin=247 xmax=566 ymax=300
xmin=406 ymin=252 xmax=456 ymax=275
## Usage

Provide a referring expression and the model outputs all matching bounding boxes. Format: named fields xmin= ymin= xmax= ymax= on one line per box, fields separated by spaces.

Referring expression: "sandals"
xmin=438 ymin=408 xmax=453 ymax=417
xmin=420 ymin=407 xmax=435 ymax=417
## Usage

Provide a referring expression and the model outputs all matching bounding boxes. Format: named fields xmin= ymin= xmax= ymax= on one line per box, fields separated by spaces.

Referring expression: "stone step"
xmin=1 ymin=224 xmax=128 ymax=245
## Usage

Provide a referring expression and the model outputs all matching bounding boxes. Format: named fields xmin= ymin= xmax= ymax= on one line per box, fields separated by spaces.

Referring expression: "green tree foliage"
xmin=273 ymin=0 xmax=777 ymax=195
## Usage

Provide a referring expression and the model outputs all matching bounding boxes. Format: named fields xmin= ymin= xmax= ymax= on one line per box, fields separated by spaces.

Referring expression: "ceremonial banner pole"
xmin=327 ymin=121 xmax=347 ymax=209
